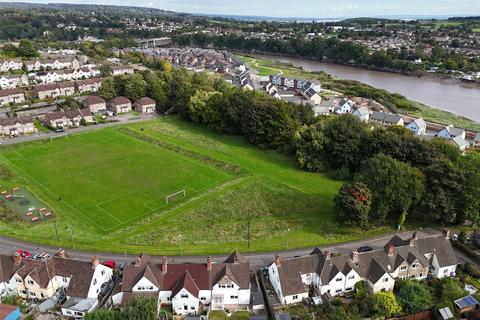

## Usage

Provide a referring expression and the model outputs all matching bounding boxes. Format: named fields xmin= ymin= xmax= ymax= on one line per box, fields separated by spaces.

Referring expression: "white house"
xmin=334 ymin=99 xmax=352 ymax=114
xmin=268 ymin=230 xmax=457 ymax=305
xmin=353 ymin=107 xmax=370 ymax=122
xmin=113 ymin=252 xmax=251 ymax=316
xmin=111 ymin=65 xmax=135 ymax=76
xmin=0 ymin=74 xmax=28 ymax=89
xmin=0 ymin=58 xmax=23 ymax=72
xmin=109 ymin=96 xmax=132 ymax=114
xmin=406 ymin=118 xmax=427 ymax=135
xmin=134 ymin=97 xmax=156 ymax=114
xmin=83 ymin=95 xmax=107 ymax=113
xmin=437 ymin=125 xmax=466 ymax=139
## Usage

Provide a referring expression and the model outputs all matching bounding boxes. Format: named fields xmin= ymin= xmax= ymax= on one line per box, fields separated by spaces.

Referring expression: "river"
xmin=255 ymin=54 xmax=480 ymax=122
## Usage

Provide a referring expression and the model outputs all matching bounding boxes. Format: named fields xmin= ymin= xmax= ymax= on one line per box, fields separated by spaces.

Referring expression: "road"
xmin=2 ymin=228 xmax=471 ymax=269
xmin=0 ymin=113 xmax=160 ymax=145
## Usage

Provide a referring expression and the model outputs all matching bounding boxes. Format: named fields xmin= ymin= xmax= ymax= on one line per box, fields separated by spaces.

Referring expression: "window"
xmin=227 ymin=284 xmax=234 ymax=288
xmin=230 ymin=295 xmax=238 ymax=299
xmin=201 ymin=297 xmax=206 ymax=301
xmin=21 ymin=290 xmax=27 ymax=295
xmin=336 ymin=277 xmax=342 ymax=282
xmin=191 ymin=306 xmax=195 ymax=310
xmin=101 ymin=270 xmax=105 ymax=276
xmin=411 ymin=263 xmax=418 ymax=268
xmin=167 ymin=297 xmax=171 ymax=301
xmin=27 ymin=280 xmax=34 ymax=285
xmin=16 ymin=278 xmax=22 ymax=283
xmin=292 ymin=295 xmax=298 ymax=300
xmin=62 ymin=277 xmax=68 ymax=283
xmin=66 ymin=311 xmax=72 ymax=315
xmin=181 ymin=294 xmax=189 ymax=298
xmin=383 ymin=277 xmax=389 ymax=282
xmin=400 ymin=266 xmax=407 ymax=271
xmin=348 ymin=275 xmax=355 ymax=280
xmin=345 ymin=287 xmax=353 ymax=291
xmin=148 ymin=286 xmax=154 ymax=290
xmin=40 ymin=293 xmax=45 ymax=298
xmin=419 ymin=273 xmax=423 ymax=277
xmin=336 ymin=289 xmax=342 ymax=293
xmin=93 ymin=279 xmax=97 ymax=285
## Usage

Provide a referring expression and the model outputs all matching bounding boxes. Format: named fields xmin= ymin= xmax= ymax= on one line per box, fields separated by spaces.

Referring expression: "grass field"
xmin=0 ymin=118 xmax=391 ymax=254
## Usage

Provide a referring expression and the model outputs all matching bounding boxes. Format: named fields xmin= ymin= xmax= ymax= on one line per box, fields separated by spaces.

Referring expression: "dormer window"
xmin=412 ymin=263 xmax=418 ymax=268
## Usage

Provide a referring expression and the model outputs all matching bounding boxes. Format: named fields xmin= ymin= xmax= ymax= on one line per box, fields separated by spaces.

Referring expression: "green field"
xmin=0 ymin=118 xmax=390 ymax=254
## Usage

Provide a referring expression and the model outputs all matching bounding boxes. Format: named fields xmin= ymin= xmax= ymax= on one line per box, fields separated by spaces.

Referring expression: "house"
xmin=57 ymin=82 xmax=75 ymax=96
xmin=112 ymin=251 xmax=251 ymax=316
xmin=75 ymin=78 xmax=102 ymax=93
xmin=45 ymin=109 xmax=93 ymax=129
xmin=268 ymin=230 xmax=457 ymax=305
xmin=449 ymin=135 xmax=470 ymax=152
xmin=25 ymin=56 xmax=80 ymax=71
xmin=61 ymin=256 xmax=113 ymax=319
xmin=33 ymin=83 xmax=61 ymax=99
xmin=454 ymin=295 xmax=479 ymax=316
xmin=111 ymin=65 xmax=134 ymax=76
xmin=437 ymin=125 xmax=466 ymax=139
xmin=83 ymin=96 xmax=107 ymax=113
xmin=369 ymin=112 xmax=404 ymax=127
xmin=0 ymin=255 xmax=23 ymax=299
xmin=334 ymin=99 xmax=352 ymax=114
xmin=0 ymin=89 xmax=25 ymax=107
xmin=0 ymin=58 xmax=23 ymax=72
xmin=134 ymin=97 xmax=156 ymax=114
xmin=109 ymin=96 xmax=132 ymax=114
xmin=0 ymin=75 xmax=28 ymax=89
xmin=406 ymin=118 xmax=427 ymax=135
xmin=300 ymin=84 xmax=321 ymax=105
xmin=0 ymin=117 xmax=35 ymax=136
xmin=474 ymin=133 xmax=480 ymax=149
xmin=10 ymin=251 xmax=112 ymax=318
xmin=352 ymin=106 xmax=370 ymax=122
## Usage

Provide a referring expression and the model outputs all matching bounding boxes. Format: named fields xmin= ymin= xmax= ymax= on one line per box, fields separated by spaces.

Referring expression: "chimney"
xmin=324 ymin=250 xmax=331 ymax=260
xmin=234 ymin=256 xmax=239 ymax=265
xmin=91 ymin=256 xmax=99 ymax=268
xmin=274 ymin=254 xmax=281 ymax=267
xmin=133 ymin=256 xmax=142 ymax=267
xmin=409 ymin=232 xmax=417 ymax=247
xmin=161 ymin=256 xmax=168 ymax=274
xmin=56 ymin=249 xmax=66 ymax=258
xmin=351 ymin=249 xmax=359 ymax=264
xmin=13 ymin=253 xmax=22 ymax=266
xmin=443 ymin=229 xmax=450 ymax=240
xmin=207 ymin=256 xmax=212 ymax=271
xmin=387 ymin=244 xmax=394 ymax=256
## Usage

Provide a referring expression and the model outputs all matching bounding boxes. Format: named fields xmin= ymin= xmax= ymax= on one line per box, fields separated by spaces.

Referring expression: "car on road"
xmin=357 ymin=246 xmax=373 ymax=253
xmin=102 ymin=260 xmax=116 ymax=269
xmin=16 ymin=249 xmax=31 ymax=258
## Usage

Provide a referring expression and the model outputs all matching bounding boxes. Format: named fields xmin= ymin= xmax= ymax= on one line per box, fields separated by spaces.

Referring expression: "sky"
xmin=1 ymin=0 xmax=480 ymax=19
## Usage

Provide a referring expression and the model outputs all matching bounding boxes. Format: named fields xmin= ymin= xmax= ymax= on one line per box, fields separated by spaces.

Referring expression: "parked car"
xmin=16 ymin=249 xmax=31 ymax=258
xmin=358 ymin=246 xmax=373 ymax=253
xmin=102 ymin=260 xmax=116 ymax=269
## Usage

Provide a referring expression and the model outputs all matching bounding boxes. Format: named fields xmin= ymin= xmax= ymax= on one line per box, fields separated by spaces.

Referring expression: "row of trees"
xmin=84 ymin=296 xmax=157 ymax=320
xmin=0 ymin=39 xmax=38 ymax=58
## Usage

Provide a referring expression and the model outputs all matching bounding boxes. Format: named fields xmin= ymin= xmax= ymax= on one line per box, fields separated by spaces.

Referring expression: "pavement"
xmin=0 ymin=113 xmax=160 ymax=145
xmin=2 ymin=228 xmax=471 ymax=270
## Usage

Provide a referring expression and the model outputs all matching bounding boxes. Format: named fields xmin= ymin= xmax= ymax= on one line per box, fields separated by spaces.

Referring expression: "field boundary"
xmin=117 ymin=127 xmax=247 ymax=177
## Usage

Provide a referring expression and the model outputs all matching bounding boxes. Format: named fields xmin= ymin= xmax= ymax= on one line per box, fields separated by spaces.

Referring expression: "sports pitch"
xmin=0 ymin=128 xmax=231 ymax=231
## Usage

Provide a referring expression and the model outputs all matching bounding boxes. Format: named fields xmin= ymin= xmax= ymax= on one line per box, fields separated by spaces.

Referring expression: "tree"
xmin=98 ymin=78 xmax=116 ymax=101
xmin=397 ymin=281 xmax=432 ymax=314
xmin=119 ymin=296 xmax=157 ymax=320
xmin=293 ymin=122 xmax=327 ymax=172
xmin=99 ymin=65 xmax=113 ymax=77
xmin=122 ymin=74 xmax=147 ymax=102
xmin=17 ymin=39 xmax=38 ymax=58
xmin=373 ymin=291 xmax=402 ymax=318
xmin=355 ymin=154 xmax=425 ymax=222
xmin=334 ymin=182 xmax=372 ymax=229
xmin=84 ymin=309 xmax=119 ymax=320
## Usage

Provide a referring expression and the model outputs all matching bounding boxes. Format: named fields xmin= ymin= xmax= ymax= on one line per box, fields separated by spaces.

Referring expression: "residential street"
xmin=0 ymin=228 xmax=472 ymax=269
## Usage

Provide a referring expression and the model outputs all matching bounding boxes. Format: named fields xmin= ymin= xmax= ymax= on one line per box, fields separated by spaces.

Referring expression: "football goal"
xmin=165 ymin=189 xmax=186 ymax=204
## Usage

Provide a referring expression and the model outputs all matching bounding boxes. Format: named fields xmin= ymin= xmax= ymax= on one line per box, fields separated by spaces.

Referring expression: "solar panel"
xmin=455 ymin=295 xmax=479 ymax=309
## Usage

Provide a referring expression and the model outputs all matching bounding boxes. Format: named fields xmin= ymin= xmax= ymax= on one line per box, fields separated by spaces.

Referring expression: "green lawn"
xmin=0 ymin=117 xmax=390 ymax=254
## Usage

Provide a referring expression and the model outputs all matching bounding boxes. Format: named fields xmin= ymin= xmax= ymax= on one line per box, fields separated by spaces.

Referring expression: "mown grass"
xmin=0 ymin=117 xmax=391 ymax=255
xmin=237 ymin=54 xmax=480 ymax=131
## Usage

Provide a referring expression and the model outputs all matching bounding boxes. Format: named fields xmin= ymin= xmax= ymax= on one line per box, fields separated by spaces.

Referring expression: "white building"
xmin=406 ymin=118 xmax=427 ymax=135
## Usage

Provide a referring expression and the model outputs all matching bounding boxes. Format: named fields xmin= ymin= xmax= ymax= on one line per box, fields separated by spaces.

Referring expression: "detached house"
xmin=406 ymin=118 xmax=427 ymax=135
xmin=436 ymin=125 xmax=469 ymax=152
xmin=268 ymin=230 xmax=457 ymax=305
xmin=83 ymin=96 xmax=107 ymax=113
xmin=109 ymin=96 xmax=132 ymax=114
xmin=112 ymin=251 xmax=251 ymax=316
xmin=0 ymin=88 xmax=25 ymax=107
xmin=352 ymin=106 xmax=370 ymax=122
xmin=134 ymin=97 xmax=156 ymax=114
xmin=0 ymin=116 xmax=35 ymax=136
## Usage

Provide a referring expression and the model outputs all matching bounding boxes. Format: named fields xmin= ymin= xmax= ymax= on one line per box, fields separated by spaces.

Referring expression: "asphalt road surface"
xmin=1 ymin=228 xmax=471 ymax=269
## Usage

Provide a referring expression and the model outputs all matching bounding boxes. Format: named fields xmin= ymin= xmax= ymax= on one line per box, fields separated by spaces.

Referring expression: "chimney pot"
xmin=324 ymin=250 xmax=331 ymax=260
xmin=13 ymin=253 xmax=22 ymax=265
xmin=351 ymin=249 xmax=359 ymax=264
xmin=161 ymin=256 xmax=168 ymax=274
xmin=133 ymin=256 xmax=142 ymax=267
xmin=387 ymin=244 xmax=394 ymax=256
xmin=207 ymin=256 xmax=212 ymax=271
xmin=275 ymin=254 xmax=281 ymax=267
xmin=91 ymin=255 xmax=99 ymax=268
xmin=56 ymin=249 xmax=66 ymax=258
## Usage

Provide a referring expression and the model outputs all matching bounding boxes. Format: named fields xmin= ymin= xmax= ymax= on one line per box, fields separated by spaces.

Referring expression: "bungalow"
xmin=111 ymin=65 xmax=134 ymax=76
xmin=437 ymin=125 xmax=466 ymax=139
xmin=369 ymin=112 xmax=404 ymax=127
xmin=134 ymin=97 xmax=156 ymax=114
xmin=45 ymin=109 xmax=93 ymax=129
xmin=0 ymin=116 xmax=35 ymax=136
xmin=112 ymin=251 xmax=251 ymax=316
xmin=406 ymin=118 xmax=427 ymax=135
xmin=0 ymin=74 xmax=28 ymax=89
xmin=352 ymin=106 xmax=370 ymax=122
xmin=109 ymin=96 xmax=132 ymax=114
xmin=83 ymin=96 xmax=107 ymax=113
xmin=10 ymin=251 xmax=112 ymax=317
xmin=268 ymin=230 xmax=457 ymax=305
xmin=75 ymin=78 xmax=102 ymax=93
xmin=0 ymin=88 xmax=25 ymax=107
xmin=0 ymin=58 xmax=23 ymax=72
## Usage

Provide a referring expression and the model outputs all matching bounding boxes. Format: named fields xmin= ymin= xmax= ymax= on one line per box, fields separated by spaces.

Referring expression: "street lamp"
xmin=67 ymin=226 xmax=75 ymax=249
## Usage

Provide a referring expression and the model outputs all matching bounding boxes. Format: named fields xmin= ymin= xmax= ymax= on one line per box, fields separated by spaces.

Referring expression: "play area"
xmin=0 ymin=187 xmax=53 ymax=223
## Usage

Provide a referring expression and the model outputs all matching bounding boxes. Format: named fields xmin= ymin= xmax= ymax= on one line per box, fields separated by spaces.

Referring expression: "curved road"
xmin=2 ymin=228 xmax=471 ymax=269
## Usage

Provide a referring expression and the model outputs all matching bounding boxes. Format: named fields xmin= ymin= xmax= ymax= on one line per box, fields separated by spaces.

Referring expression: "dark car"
xmin=358 ymin=246 xmax=373 ymax=253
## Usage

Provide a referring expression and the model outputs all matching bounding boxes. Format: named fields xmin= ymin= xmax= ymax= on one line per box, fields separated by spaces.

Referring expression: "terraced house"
xmin=268 ymin=230 xmax=457 ymax=305
xmin=112 ymin=252 xmax=251 ymax=316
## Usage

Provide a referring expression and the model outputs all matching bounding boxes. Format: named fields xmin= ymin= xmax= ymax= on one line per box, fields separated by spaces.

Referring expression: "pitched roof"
xmin=409 ymin=118 xmax=426 ymax=130
xmin=84 ymin=95 xmax=105 ymax=106
xmin=110 ymin=96 xmax=131 ymax=105
xmin=135 ymin=97 xmax=155 ymax=106
xmin=223 ymin=251 xmax=247 ymax=264
xmin=172 ymin=271 xmax=199 ymax=297
xmin=0 ymin=88 xmax=24 ymax=97
xmin=0 ymin=255 xmax=22 ymax=283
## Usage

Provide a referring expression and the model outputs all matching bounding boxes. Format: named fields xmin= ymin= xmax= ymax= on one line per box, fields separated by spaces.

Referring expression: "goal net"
xmin=165 ymin=189 xmax=186 ymax=204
